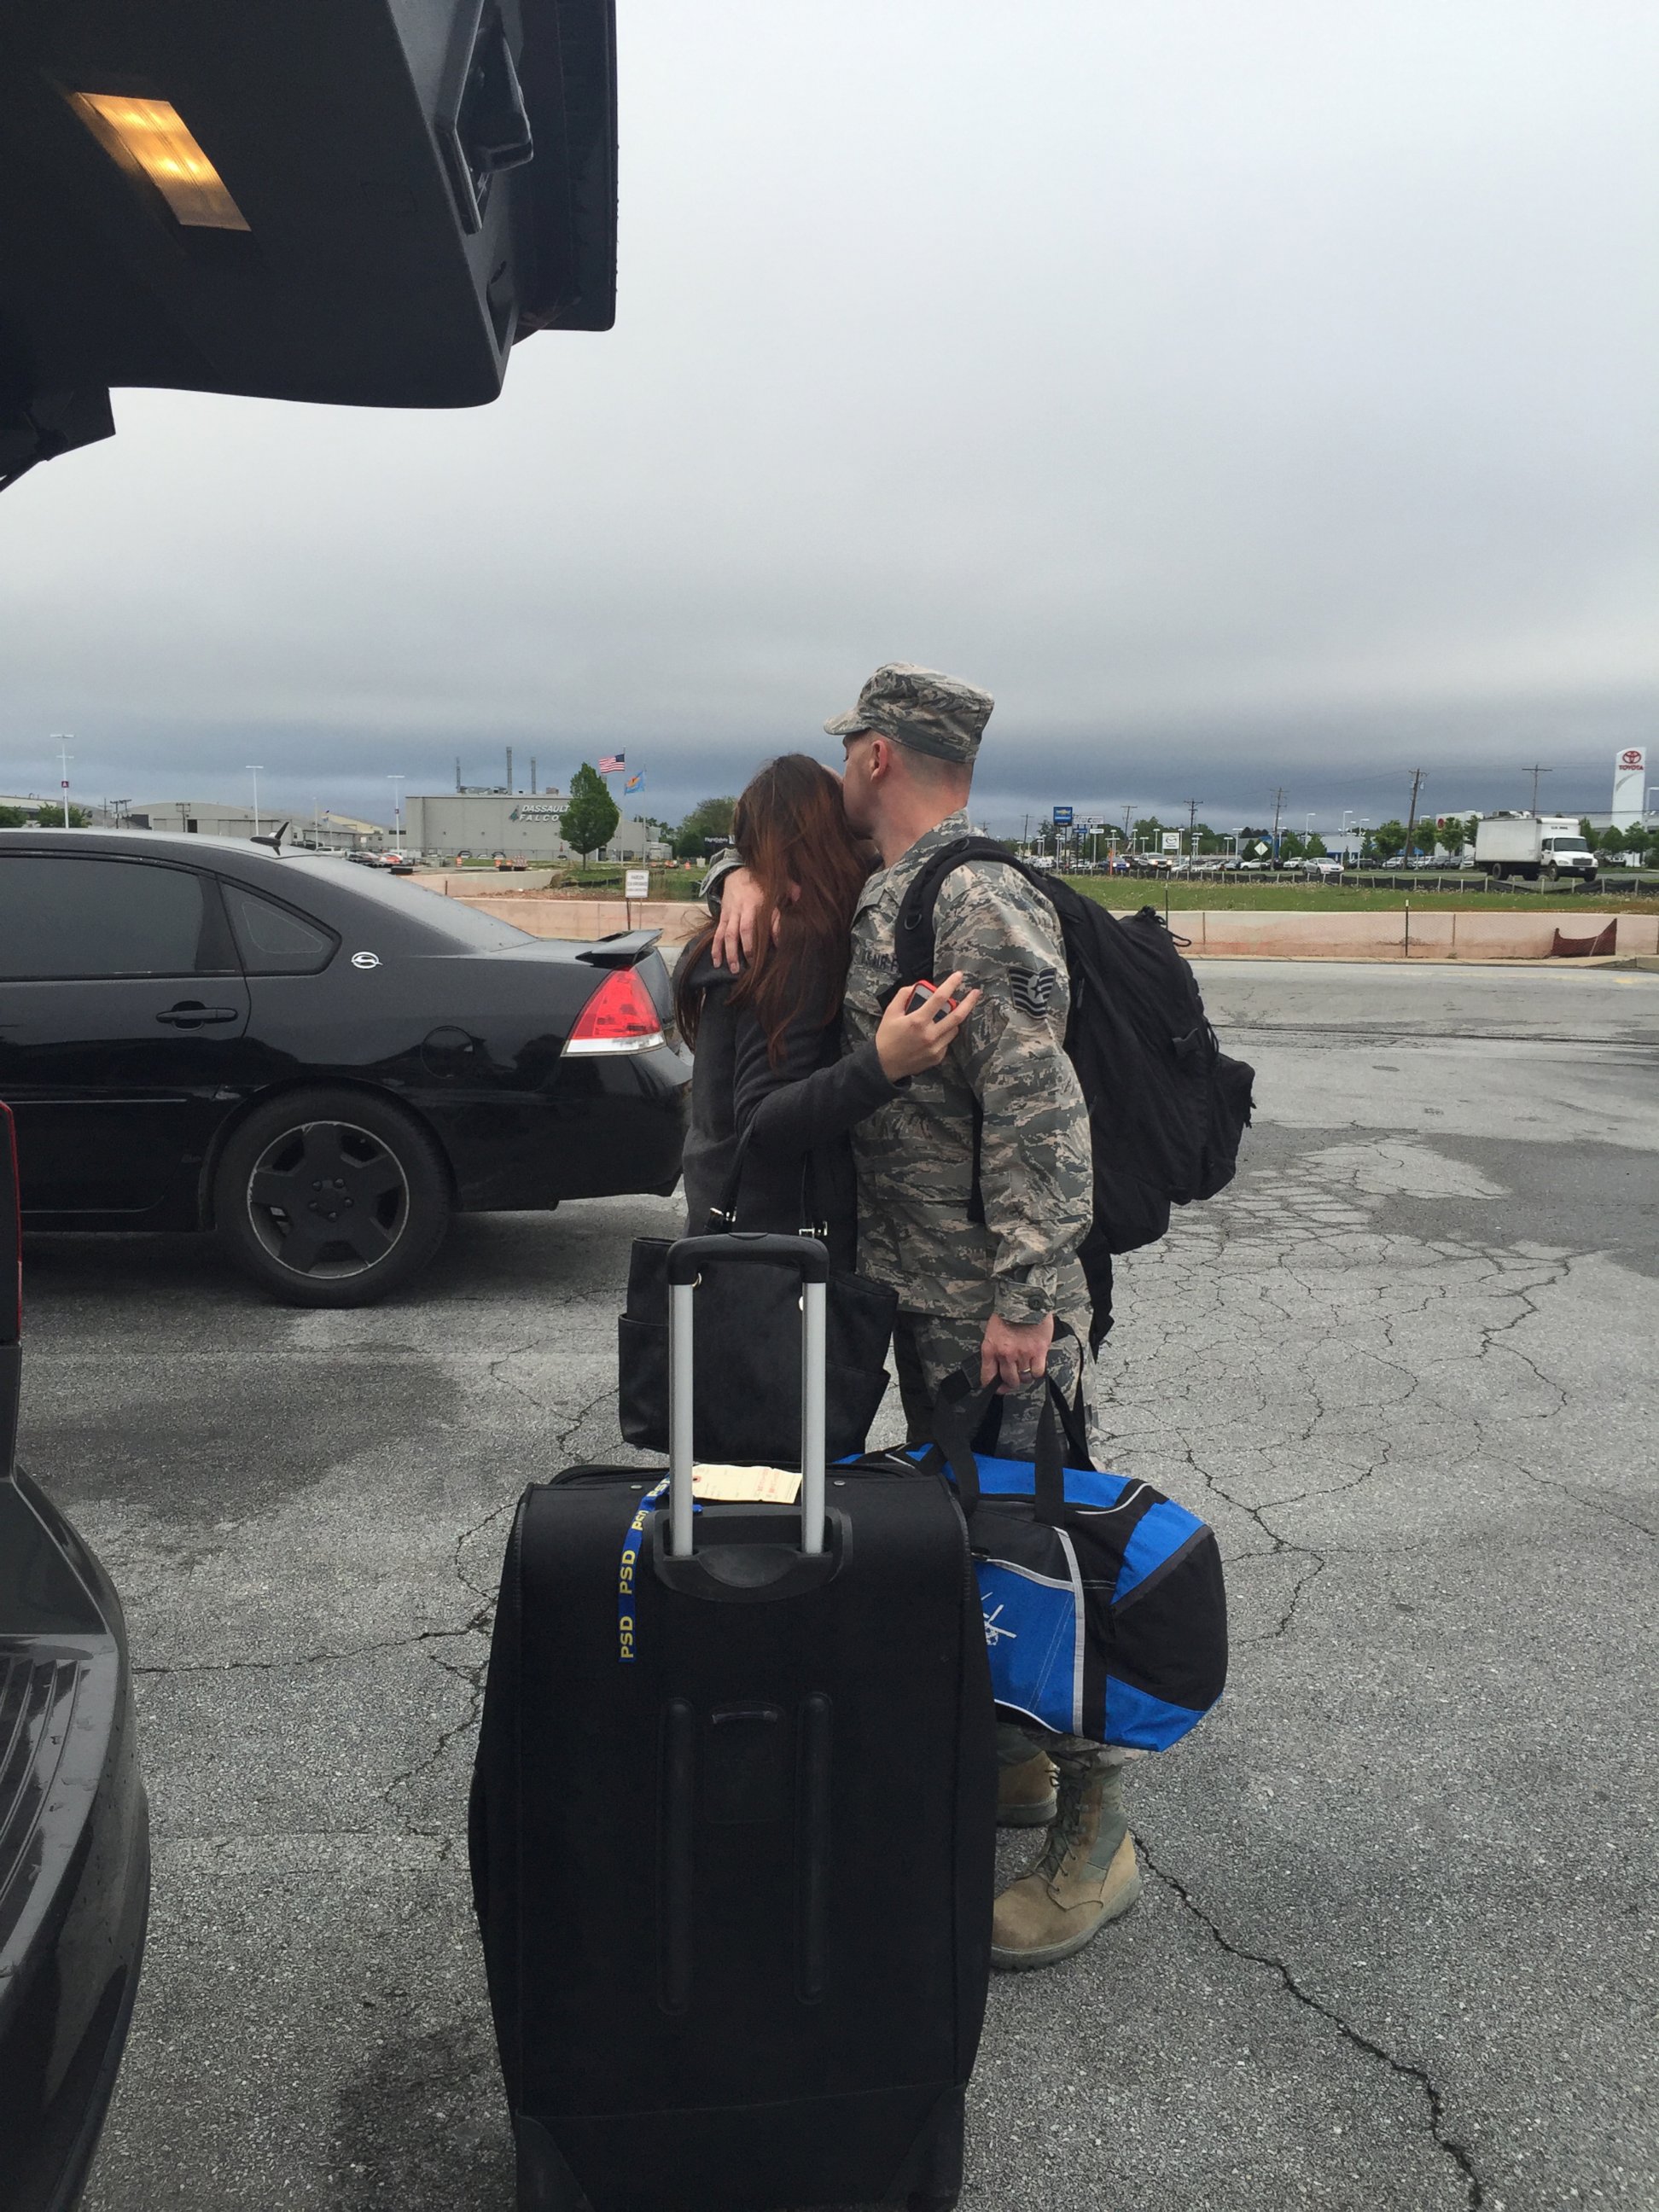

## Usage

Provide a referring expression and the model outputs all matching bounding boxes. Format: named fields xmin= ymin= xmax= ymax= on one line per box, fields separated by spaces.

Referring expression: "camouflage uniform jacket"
xmin=842 ymin=810 xmax=1091 ymax=1327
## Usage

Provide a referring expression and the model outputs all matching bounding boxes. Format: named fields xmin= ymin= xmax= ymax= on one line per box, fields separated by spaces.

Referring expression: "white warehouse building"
xmin=403 ymin=789 xmax=655 ymax=861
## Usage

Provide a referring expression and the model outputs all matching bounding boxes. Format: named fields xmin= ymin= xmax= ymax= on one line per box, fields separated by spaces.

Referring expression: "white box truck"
xmin=1473 ymin=813 xmax=1598 ymax=883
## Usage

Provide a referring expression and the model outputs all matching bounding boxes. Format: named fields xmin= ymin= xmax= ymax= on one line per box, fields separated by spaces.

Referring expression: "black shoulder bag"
xmin=617 ymin=1132 xmax=898 ymax=1464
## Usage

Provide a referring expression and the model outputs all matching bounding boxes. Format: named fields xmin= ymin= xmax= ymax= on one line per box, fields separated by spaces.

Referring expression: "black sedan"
xmin=0 ymin=830 xmax=689 ymax=1306
xmin=1 ymin=1101 xmax=149 ymax=2212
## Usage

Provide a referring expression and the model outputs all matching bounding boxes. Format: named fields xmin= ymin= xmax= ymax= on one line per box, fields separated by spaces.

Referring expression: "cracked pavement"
xmin=16 ymin=960 xmax=1657 ymax=2211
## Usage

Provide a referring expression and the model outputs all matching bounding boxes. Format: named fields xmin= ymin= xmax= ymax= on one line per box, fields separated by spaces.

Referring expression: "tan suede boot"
xmin=991 ymin=1749 xmax=1141 ymax=1970
xmin=996 ymin=1746 xmax=1058 ymax=1829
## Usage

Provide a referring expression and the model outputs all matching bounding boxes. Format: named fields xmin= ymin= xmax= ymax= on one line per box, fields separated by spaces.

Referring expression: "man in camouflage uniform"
xmin=713 ymin=662 xmax=1142 ymax=1970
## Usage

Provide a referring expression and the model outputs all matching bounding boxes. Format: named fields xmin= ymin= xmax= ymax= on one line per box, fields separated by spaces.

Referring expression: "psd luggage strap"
xmin=618 ymin=1478 xmax=669 ymax=1662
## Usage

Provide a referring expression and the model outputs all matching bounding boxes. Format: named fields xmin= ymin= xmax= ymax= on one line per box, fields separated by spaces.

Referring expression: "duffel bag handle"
xmin=931 ymin=1346 xmax=1095 ymax=1525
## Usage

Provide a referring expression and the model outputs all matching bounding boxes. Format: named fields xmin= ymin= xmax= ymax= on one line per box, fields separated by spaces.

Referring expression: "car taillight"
xmin=563 ymin=969 xmax=666 ymax=1056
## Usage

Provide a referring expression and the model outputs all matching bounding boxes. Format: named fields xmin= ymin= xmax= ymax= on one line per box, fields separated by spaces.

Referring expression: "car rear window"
xmin=221 ymin=882 xmax=338 ymax=974
xmin=0 ymin=853 xmax=212 ymax=979
xmin=278 ymin=859 xmax=538 ymax=951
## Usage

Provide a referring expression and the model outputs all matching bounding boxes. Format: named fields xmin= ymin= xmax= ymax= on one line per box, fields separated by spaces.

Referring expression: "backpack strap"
xmin=893 ymin=835 xmax=1047 ymax=990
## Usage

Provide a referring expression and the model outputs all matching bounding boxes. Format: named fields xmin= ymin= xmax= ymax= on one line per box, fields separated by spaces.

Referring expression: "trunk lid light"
xmin=72 ymin=93 xmax=250 ymax=232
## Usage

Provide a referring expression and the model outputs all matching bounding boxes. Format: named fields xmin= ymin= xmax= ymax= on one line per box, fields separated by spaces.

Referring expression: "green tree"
xmin=32 ymin=804 xmax=93 ymax=828
xmin=1580 ymin=817 xmax=1596 ymax=843
xmin=1371 ymin=818 xmax=1408 ymax=861
xmin=1304 ymin=832 xmax=1329 ymax=858
xmin=0 ymin=805 xmax=30 ymax=828
xmin=561 ymin=763 xmax=621 ymax=864
xmin=1278 ymin=830 xmax=1305 ymax=864
xmin=1131 ymin=816 xmax=1166 ymax=850
xmin=1598 ymin=824 xmax=1633 ymax=859
xmin=671 ymin=795 xmax=736 ymax=861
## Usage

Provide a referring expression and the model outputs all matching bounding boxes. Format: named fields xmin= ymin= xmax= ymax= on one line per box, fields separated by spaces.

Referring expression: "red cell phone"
xmin=905 ymin=980 xmax=958 ymax=1018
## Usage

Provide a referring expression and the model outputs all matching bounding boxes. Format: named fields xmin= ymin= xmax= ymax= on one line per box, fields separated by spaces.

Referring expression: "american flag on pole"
xmin=598 ymin=753 xmax=625 ymax=774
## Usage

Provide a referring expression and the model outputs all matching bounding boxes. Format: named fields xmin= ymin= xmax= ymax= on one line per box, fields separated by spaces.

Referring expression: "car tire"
xmin=1545 ymin=863 xmax=1559 ymax=881
xmin=213 ymin=1088 xmax=451 ymax=1307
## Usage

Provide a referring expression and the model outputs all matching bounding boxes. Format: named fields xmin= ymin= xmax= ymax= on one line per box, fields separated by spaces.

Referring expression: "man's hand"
xmin=709 ymin=866 xmax=768 ymax=973
xmin=981 ymin=1311 xmax=1055 ymax=1396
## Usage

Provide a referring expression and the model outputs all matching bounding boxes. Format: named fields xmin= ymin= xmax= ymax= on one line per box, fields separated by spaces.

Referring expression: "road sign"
xmin=624 ymin=868 xmax=650 ymax=899
xmin=1052 ymin=806 xmax=1074 ymax=826
xmin=1254 ymin=841 xmax=1271 ymax=857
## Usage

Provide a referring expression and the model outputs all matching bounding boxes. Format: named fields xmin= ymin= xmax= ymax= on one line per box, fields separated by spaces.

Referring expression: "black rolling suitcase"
xmin=469 ymin=1233 xmax=996 ymax=2212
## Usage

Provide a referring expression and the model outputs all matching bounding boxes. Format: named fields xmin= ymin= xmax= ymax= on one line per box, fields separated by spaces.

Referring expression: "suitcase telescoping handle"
xmin=664 ymin=1233 xmax=830 ymax=1560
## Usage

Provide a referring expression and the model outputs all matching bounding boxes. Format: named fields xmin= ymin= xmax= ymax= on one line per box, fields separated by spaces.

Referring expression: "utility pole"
xmin=1270 ymin=787 xmax=1287 ymax=854
xmin=52 ymin=734 xmax=73 ymax=825
xmin=1404 ymin=767 xmax=1427 ymax=864
xmin=1521 ymin=763 xmax=1551 ymax=814
xmin=1180 ymin=797 xmax=1202 ymax=857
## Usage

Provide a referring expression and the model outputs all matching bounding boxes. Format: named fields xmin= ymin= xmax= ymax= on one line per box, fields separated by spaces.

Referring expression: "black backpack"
xmin=894 ymin=840 xmax=1255 ymax=1350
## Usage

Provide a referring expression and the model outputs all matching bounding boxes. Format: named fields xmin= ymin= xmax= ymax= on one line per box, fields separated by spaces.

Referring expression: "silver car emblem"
xmin=352 ymin=951 xmax=381 ymax=970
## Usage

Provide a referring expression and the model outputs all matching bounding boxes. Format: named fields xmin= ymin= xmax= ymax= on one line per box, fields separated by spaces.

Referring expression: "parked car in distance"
xmin=0 ymin=830 xmax=690 ymax=1306
xmin=0 ymin=1102 xmax=149 ymax=2212
xmin=1301 ymin=858 xmax=1342 ymax=881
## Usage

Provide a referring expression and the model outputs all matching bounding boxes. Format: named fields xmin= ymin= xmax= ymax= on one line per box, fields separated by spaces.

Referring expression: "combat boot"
xmin=991 ymin=1747 xmax=1141 ymax=1970
xmin=996 ymin=1733 xmax=1057 ymax=1828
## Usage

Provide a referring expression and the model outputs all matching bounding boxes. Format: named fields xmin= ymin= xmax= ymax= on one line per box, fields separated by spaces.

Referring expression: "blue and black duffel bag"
xmin=921 ymin=1372 xmax=1228 ymax=1752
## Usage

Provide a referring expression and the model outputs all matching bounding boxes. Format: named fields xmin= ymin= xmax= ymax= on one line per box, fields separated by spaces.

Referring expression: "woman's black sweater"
xmin=679 ymin=945 xmax=900 ymax=1273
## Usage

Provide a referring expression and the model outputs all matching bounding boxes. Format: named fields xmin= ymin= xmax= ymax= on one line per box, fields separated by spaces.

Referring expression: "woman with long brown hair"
xmin=676 ymin=754 xmax=976 ymax=1269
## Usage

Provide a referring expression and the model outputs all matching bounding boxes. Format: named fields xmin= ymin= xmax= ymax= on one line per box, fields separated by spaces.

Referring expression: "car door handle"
xmin=155 ymin=1003 xmax=239 ymax=1027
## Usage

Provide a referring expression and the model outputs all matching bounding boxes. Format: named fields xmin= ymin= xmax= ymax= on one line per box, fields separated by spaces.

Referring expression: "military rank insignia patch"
xmin=1010 ymin=964 xmax=1058 ymax=1016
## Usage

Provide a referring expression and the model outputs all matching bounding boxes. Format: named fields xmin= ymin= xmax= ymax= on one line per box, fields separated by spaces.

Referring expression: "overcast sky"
xmin=2 ymin=0 xmax=1654 ymax=834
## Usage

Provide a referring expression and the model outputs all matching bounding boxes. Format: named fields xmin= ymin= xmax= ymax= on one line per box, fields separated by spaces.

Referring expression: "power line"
xmin=1520 ymin=763 xmax=1551 ymax=813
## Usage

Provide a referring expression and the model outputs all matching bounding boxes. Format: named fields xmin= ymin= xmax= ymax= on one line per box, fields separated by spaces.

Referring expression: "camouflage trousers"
xmin=891 ymin=1309 xmax=1126 ymax=1778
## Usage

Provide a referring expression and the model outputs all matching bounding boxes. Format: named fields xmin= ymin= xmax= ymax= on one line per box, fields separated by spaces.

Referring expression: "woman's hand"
xmin=875 ymin=972 xmax=981 ymax=1080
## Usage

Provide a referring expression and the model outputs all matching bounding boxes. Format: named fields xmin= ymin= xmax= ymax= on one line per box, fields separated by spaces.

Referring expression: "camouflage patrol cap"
xmin=824 ymin=662 xmax=994 ymax=764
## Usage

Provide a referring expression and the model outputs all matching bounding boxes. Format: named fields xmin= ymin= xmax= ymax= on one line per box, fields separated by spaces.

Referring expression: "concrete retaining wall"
xmin=1165 ymin=909 xmax=1658 ymax=961
xmin=412 ymin=882 xmax=1659 ymax=961
xmin=439 ymin=894 xmax=708 ymax=946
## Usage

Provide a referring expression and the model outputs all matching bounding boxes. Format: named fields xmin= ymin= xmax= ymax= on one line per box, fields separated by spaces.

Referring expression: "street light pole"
xmin=387 ymin=774 xmax=405 ymax=852
xmin=247 ymin=765 xmax=264 ymax=838
xmin=52 ymin=733 xmax=73 ymax=825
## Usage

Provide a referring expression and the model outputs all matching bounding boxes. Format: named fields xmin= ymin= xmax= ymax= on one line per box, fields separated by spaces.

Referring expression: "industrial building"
xmin=402 ymin=790 xmax=657 ymax=861
xmin=126 ymin=801 xmax=381 ymax=852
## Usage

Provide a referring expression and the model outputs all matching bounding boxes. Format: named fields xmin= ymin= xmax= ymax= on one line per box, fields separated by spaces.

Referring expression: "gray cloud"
xmin=3 ymin=0 xmax=1653 ymax=832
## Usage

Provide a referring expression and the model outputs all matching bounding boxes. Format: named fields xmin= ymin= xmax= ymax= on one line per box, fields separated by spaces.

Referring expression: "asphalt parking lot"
xmin=20 ymin=960 xmax=1658 ymax=2212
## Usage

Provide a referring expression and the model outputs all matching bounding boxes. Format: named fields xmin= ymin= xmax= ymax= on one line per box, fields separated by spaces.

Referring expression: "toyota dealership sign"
xmin=1611 ymin=745 xmax=1648 ymax=827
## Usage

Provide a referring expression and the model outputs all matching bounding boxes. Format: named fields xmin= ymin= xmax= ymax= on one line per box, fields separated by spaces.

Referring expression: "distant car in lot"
xmin=1300 ymin=858 xmax=1342 ymax=881
xmin=0 ymin=830 xmax=689 ymax=1307
xmin=0 ymin=1102 xmax=149 ymax=2212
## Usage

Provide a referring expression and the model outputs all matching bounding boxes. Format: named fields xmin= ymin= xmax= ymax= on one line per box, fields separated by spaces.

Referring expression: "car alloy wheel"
xmin=245 ymin=1118 xmax=410 ymax=1280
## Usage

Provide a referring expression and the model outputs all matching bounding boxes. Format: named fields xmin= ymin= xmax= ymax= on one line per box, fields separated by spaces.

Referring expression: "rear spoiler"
xmin=575 ymin=930 xmax=663 ymax=969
